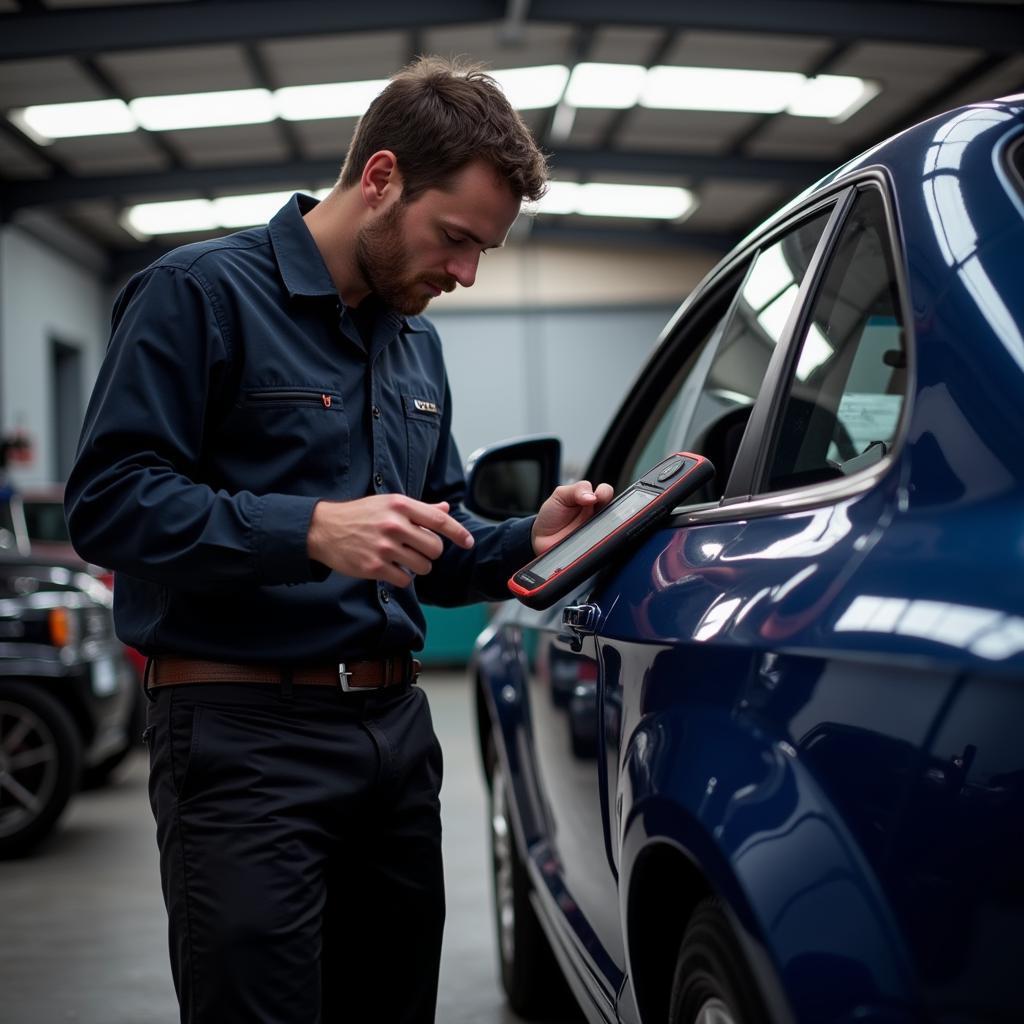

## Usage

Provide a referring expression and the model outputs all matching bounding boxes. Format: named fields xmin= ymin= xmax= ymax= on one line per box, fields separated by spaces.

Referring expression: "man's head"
xmin=339 ymin=55 xmax=548 ymax=207
xmin=333 ymin=56 xmax=548 ymax=315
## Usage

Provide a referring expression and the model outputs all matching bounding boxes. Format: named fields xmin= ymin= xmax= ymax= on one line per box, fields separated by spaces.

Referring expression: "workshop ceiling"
xmin=1 ymin=0 xmax=1023 ymax=278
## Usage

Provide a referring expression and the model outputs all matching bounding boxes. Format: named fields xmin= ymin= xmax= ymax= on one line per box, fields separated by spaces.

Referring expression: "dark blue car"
xmin=468 ymin=95 xmax=1024 ymax=1024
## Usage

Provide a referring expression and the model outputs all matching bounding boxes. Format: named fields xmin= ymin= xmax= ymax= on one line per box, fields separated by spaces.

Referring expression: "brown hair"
xmin=339 ymin=55 xmax=548 ymax=203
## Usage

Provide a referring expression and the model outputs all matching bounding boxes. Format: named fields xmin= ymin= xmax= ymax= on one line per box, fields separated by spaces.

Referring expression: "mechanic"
xmin=65 ymin=56 xmax=612 ymax=1024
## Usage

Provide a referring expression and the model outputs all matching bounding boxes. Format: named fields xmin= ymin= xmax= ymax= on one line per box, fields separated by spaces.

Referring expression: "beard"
xmin=355 ymin=201 xmax=454 ymax=316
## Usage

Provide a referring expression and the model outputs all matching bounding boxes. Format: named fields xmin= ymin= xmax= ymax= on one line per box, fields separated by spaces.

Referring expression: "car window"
xmin=762 ymin=187 xmax=907 ymax=493
xmin=623 ymin=207 xmax=833 ymax=499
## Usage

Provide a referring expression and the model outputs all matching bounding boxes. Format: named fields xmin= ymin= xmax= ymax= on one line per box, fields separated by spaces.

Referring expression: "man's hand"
xmin=531 ymin=480 xmax=614 ymax=555
xmin=307 ymin=495 xmax=474 ymax=587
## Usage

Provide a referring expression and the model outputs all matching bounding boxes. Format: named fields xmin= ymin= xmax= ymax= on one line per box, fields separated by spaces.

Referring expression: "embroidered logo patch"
xmin=413 ymin=399 xmax=439 ymax=414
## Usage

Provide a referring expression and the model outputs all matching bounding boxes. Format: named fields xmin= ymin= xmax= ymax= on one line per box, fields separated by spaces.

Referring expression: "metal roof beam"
xmin=2 ymin=0 xmax=1022 ymax=61
xmin=532 ymin=0 xmax=1024 ymax=54
xmin=0 ymin=149 xmax=833 ymax=214
xmin=0 ymin=0 xmax=501 ymax=61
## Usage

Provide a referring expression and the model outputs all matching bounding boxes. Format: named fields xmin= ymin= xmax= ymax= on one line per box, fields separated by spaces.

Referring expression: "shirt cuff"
xmin=255 ymin=493 xmax=328 ymax=583
xmin=502 ymin=515 xmax=537 ymax=571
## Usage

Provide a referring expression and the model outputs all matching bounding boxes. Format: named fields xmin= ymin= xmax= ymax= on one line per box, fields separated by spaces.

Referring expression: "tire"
xmin=486 ymin=734 xmax=578 ymax=1020
xmin=0 ymin=682 xmax=82 ymax=857
xmin=669 ymin=897 xmax=770 ymax=1024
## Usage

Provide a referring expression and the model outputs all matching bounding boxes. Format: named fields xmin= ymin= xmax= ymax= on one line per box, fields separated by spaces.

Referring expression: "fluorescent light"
xmin=642 ymin=66 xmax=806 ymax=113
xmin=491 ymin=65 xmax=569 ymax=109
xmin=122 ymin=199 xmax=219 ymax=238
xmin=742 ymin=243 xmax=795 ymax=310
xmin=574 ymin=182 xmax=693 ymax=219
xmin=528 ymin=181 xmax=581 ymax=215
xmin=787 ymin=75 xmax=879 ymax=121
xmin=131 ymin=89 xmax=275 ymax=131
xmin=213 ymin=191 xmax=296 ymax=228
xmin=757 ymin=283 xmax=800 ymax=340
xmin=526 ymin=181 xmax=694 ymax=220
xmin=10 ymin=99 xmax=137 ymax=143
xmin=564 ymin=63 xmax=646 ymax=109
xmin=795 ymin=324 xmax=834 ymax=380
xmin=276 ymin=80 xmax=388 ymax=121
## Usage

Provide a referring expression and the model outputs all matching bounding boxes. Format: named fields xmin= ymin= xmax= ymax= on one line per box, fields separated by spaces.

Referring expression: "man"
xmin=65 ymin=56 xmax=612 ymax=1024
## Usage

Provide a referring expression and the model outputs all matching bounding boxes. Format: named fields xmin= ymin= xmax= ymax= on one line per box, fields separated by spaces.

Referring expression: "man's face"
xmin=355 ymin=159 xmax=521 ymax=315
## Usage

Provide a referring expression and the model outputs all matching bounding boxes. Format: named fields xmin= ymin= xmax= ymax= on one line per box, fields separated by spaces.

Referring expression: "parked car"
xmin=1 ymin=484 xmax=147 ymax=681
xmin=0 ymin=556 xmax=136 ymax=856
xmin=468 ymin=96 xmax=1024 ymax=1024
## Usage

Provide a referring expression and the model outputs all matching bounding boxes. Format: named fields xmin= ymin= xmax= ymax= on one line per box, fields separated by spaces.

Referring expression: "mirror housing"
xmin=463 ymin=436 xmax=562 ymax=521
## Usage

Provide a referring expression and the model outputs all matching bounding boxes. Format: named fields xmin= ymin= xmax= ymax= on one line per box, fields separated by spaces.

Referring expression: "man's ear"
xmin=360 ymin=150 xmax=401 ymax=210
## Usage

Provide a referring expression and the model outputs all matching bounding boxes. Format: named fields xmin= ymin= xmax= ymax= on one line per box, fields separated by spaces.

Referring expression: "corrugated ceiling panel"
xmin=260 ymin=31 xmax=408 ymax=87
xmin=99 ymin=45 xmax=256 ymax=97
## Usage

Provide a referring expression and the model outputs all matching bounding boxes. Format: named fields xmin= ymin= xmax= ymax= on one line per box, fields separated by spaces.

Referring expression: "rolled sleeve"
xmin=257 ymin=493 xmax=330 ymax=583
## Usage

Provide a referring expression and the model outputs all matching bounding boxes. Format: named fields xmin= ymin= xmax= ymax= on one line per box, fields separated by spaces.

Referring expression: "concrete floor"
xmin=0 ymin=671 xmax=574 ymax=1024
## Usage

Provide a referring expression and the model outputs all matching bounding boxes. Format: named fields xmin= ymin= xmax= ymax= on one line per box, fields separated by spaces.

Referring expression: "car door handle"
xmin=561 ymin=603 xmax=601 ymax=650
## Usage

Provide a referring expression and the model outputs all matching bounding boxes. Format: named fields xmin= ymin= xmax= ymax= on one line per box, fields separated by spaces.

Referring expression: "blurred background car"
xmin=0 ymin=556 xmax=136 ymax=857
xmin=470 ymin=95 xmax=1024 ymax=1024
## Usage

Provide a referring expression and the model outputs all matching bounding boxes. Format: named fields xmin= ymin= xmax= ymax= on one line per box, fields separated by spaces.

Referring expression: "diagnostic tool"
xmin=508 ymin=452 xmax=714 ymax=610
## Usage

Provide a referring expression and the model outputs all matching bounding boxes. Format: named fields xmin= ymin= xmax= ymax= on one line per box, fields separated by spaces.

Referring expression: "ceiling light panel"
xmin=642 ymin=66 xmax=807 ymax=113
xmin=787 ymin=75 xmax=880 ymax=121
xmin=123 ymin=199 xmax=219 ymax=238
xmin=213 ymin=191 xmax=296 ymax=227
xmin=527 ymin=181 xmax=695 ymax=220
xmin=565 ymin=63 xmax=647 ymax=109
xmin=130 ymin=89 xmax=275 ymax=131
xmin=10 ymin=99 xmax=137 ymax=143
xmin=276 ymin=80 xmax=388 ymax=121
xmin=490 ymin=65 xmax=570 ymax=110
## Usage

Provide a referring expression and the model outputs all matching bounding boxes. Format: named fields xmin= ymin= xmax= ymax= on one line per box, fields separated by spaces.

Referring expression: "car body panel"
xmin=475 ymin=97 xmax=1024 ymax=1024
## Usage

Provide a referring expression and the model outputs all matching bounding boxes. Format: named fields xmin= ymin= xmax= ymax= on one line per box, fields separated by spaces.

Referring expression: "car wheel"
xmin=486 ymin=734 xmax=577 ymax=1020
xmin=0 ymin=682 xmax=82 ymax=857
xmin=669 ymin=897 xmax=768 ymax=1024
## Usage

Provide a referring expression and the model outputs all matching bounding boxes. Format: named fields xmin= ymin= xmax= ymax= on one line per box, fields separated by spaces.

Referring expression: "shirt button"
xmin=374 ymin=472 xmax=384 ymax=487
xmin=372 ymin=405 xmax=381 ymax=419
xmin=380 ymin=588 xmax=390 ymax=604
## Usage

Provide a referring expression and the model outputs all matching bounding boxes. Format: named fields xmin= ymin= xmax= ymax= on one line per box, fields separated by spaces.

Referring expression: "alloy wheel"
xmin=0 ymin=699 xmax=60 ymax=839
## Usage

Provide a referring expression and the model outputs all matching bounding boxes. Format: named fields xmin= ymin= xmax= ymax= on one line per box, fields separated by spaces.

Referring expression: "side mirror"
xmin=464 ymin=436 xmax=562 ymax=521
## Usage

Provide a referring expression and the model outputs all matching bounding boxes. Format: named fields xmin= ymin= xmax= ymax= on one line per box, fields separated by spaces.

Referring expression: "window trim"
xmin=723 ymin=185 xmax=858 ymax=500
xmin=667 ymin=167 xmax=917 ymax=528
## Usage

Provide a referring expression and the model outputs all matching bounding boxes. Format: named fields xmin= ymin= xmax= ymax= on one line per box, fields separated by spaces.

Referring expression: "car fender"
xmin=617 ymin=703 xmax=918 ymax=1024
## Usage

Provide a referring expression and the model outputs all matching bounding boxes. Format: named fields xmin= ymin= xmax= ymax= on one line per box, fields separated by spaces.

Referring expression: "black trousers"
xmin=145 ymin=681 xmax=445 ymax=1024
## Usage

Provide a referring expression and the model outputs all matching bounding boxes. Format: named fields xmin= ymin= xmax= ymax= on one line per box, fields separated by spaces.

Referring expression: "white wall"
xmin=0 ymin=222 xmax=109 ymax=487
xmin=431 ymin=305 xmax=677 ymax=477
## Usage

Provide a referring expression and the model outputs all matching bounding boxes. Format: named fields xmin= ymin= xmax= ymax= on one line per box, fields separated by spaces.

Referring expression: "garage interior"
xmin=1 ymin=2 xmax=1023 ymax=1023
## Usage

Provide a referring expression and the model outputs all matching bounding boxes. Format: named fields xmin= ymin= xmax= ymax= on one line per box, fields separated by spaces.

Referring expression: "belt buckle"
xmin=338 ymin=662 xmax=381 ymax=693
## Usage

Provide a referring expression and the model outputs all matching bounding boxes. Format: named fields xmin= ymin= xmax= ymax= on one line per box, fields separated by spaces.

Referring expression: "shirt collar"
xmin=268 ymin=193 xmax=338 ymax=300
xmin=268 ymin=193 xmax=412 ymax=332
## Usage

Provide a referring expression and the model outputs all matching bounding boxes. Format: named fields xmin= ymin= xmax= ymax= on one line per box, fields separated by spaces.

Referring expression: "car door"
xmin=506 ymin=192 xmax=841 ymax=1012
xmin=585 ymin=180 xmax=964 ymax=1024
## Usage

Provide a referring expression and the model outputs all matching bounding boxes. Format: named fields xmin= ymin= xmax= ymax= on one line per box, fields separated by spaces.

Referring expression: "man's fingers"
xmin=407 ymin=500 xmax=474 ymax=549
xmin=572 ymin=480 xmax=598 ymax=504
xmin=395 ymin=545 xmax=434 ymax=577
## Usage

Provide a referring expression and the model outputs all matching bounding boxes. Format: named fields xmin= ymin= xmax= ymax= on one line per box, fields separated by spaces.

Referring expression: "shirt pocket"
xmin=229 ymin=386 xmax=351 ymax=498
xmin=402 ymin=393 xmax=442 ymax=498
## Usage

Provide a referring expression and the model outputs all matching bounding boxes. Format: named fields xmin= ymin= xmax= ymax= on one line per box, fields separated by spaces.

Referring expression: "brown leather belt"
xmin=147 ymin=655 xmax=421 ymax=692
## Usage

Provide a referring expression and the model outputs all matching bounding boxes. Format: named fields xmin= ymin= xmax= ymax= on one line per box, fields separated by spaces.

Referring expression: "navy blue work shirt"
xmin=65 ymin=194 xmax=535 ymax=663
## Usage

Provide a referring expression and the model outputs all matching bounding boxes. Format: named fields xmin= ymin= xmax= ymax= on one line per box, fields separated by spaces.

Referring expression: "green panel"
xmin=420 ymin=602 xmax=491 ymax=665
